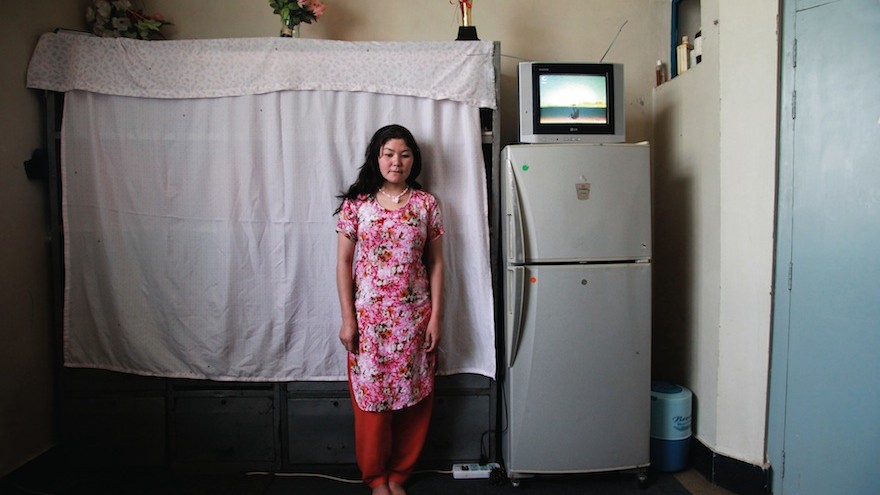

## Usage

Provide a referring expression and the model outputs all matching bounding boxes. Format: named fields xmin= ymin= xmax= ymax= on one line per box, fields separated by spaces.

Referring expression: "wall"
xmin=1 ymin=0 xmax=669 ymax=475
xmin=715 ymin=0 xmax=777 ymax=464
xmin=652 ymin=17 xmax=722 ymax=447
xmin=0 ymin=0 xmax=86 ymax=477
xmin=653 ymin=0 xmax=778 ymax=467
xmin=2 ymin=0 xmax=778 ymax=476
xmin=147 ymin=0 xmax=669 ymax=147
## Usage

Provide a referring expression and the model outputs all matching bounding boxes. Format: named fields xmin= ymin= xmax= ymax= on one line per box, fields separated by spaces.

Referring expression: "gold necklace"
xmin=378 ymin=186 xmax=409 ymax=204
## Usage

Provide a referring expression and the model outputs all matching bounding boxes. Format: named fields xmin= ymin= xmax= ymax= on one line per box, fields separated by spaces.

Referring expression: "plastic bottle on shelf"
xmin=676 ymin=36 xmax=692 ymax=75
xmin=655 ymin=60 xmax=668 ymax=87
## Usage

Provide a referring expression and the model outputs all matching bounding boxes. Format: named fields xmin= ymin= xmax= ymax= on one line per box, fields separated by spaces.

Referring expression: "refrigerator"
xmin=500 ymin=143 xmax=652 ymax=483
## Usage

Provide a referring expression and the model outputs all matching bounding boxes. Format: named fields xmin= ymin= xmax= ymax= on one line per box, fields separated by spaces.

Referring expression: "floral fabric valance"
xmin=27 ymin=31 xmax=497 ymax=108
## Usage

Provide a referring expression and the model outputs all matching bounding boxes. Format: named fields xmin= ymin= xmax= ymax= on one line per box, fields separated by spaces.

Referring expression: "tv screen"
xmin=538 ymin=74 xmax=609 ymax=125
xmin=518 ymin=62 xmax=625 ymax=144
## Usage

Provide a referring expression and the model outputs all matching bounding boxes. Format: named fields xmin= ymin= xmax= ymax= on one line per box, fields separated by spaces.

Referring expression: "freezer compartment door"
xmin=503 ymin=263 xmax=651 ymax=474
xmin=502 ymin=143 xmax=651 ymax=264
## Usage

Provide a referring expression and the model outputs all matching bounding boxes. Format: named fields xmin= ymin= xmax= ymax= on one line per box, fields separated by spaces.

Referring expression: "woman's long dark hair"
xmin=334 ymin=124 xmax=423 ymax=215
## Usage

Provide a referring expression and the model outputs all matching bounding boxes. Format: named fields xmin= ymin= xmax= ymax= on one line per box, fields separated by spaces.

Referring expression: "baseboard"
xmin=690 ymin=439 xmax=771 ymax=495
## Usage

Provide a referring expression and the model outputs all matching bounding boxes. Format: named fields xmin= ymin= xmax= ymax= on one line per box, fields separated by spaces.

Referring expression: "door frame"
xmin=766 ymin=0 xmax=796 ymax=492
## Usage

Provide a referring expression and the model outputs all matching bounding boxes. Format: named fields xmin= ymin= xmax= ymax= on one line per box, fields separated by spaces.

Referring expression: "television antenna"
xmin=600 ymin=20 xmax=628 ymax=63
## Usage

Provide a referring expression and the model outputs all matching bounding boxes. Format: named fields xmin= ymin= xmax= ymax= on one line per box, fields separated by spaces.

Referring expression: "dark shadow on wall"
xmin=649 ymin=104 xmax=694 ymax=388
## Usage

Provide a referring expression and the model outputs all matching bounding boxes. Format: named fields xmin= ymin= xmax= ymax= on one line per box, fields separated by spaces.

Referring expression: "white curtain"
xmin=27 ymin=33 xmax=498 ymax=381
xmin=60 ymin=89 xmax=495 ymax=381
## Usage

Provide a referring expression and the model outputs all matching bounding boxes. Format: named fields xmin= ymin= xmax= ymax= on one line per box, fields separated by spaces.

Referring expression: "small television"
xmin=518 ymin=62 xmax=625 ymax=144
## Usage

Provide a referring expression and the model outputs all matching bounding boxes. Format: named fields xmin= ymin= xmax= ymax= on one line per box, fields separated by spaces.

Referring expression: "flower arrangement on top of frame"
xmin=268 ymin=0 xmax=326 ymax=29
xmin=86 ymin=0 xmax=171 ymax=40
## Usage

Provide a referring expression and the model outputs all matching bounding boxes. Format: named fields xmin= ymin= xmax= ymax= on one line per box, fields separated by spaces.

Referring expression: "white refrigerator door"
xmin=502 ymin=143 xmax=651 ymax=264
xmin=503 ymin=263 xmax=651 ymax=474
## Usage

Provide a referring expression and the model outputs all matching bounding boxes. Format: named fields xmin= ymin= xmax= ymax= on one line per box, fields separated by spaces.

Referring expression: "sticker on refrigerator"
xmin=576 ymin=182 xmax=591 ymax=200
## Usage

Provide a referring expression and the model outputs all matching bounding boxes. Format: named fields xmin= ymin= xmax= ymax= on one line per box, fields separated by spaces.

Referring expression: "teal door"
xmin=771 ymin=1 xmax=880 ymax=493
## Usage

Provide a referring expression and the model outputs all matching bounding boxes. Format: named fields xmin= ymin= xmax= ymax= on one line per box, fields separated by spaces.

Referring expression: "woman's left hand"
xmin=425 ymin=317 xmax=441 ymax=353
xmin=423 ymin=236 xmax=444 ymax=353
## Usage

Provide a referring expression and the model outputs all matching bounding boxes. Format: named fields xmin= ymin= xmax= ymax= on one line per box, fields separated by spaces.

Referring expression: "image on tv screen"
xmin=538 ymin=74 xmax=608 ymax=124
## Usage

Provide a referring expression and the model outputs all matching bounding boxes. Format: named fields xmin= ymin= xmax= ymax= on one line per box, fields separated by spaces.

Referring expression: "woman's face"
xmin=377 ymin=138 xmax=414 ymax=187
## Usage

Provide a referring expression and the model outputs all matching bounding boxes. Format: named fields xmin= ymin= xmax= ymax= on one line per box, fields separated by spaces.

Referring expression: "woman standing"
xmin=334 ymin=124 xmax=445 ymax=495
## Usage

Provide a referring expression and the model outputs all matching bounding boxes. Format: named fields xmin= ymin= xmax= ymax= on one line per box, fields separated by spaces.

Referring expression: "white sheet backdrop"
xmin=26 ymin=33 xmax=497 ymax=381
xmin=60 ymin=89 xmax=495 ymax=381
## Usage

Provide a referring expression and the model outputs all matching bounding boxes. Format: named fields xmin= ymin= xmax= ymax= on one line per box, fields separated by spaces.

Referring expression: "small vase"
xmin=280 ymin=21 xmax=301 ymax=38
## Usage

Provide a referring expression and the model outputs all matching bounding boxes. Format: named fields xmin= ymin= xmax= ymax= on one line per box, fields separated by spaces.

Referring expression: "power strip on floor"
xmin=452 ymin=462 xmax=500 ymax=479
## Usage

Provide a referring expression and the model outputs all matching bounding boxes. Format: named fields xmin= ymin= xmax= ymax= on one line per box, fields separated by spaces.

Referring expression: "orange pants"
xmin=350 ymin=388 xmax=434 ymax=488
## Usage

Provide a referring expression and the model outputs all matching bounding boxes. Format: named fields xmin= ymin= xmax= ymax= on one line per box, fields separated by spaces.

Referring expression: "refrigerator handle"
xmin=506 ymin=266 xmax=526 ymax=368
xmin=505 ymin=159 xmax=525 ymax=264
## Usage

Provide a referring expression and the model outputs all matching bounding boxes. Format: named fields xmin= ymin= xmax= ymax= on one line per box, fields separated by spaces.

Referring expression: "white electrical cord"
xmin=244 ymin=468 xmax=454 ymax=483
xmin=245 ymin=471 xmax=361 ymax=483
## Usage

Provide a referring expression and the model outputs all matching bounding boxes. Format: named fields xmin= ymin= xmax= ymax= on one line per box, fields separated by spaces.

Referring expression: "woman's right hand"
xmin=339 ymin=319 xmax=358 ymax=354
xmin=336 ymin=232 xmax=358 ymax=355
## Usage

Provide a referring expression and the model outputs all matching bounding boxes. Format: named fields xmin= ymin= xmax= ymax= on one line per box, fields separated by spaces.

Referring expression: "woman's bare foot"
xmin=389 ymin=481 xmax=407 ymax=495
xmin=371 ymin=484 xmax=391 ymax=495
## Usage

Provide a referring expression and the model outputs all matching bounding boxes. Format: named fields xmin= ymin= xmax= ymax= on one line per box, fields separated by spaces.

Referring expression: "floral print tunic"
xmin=336 ymin=189 xmax=445 ymax=412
